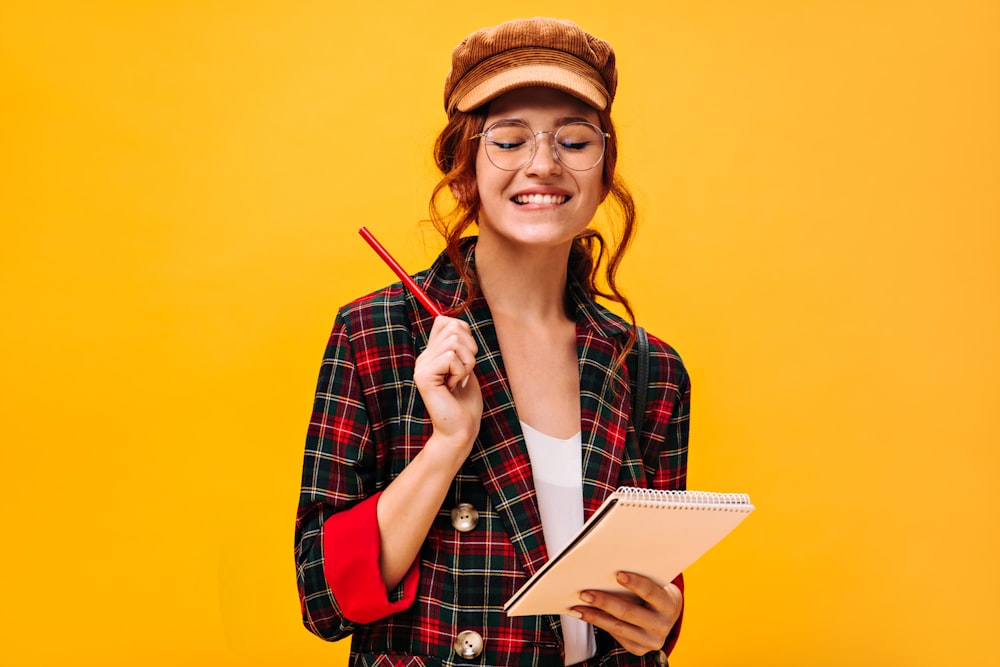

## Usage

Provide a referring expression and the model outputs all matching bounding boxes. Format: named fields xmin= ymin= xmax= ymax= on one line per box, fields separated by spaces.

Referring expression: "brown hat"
xmin=444 ymin=17 xmax=617 ymax=116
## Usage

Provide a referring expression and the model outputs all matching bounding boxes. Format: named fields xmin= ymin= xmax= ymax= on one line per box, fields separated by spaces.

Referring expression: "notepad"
xmin=504 ymin=487 xmax=755 ymax=616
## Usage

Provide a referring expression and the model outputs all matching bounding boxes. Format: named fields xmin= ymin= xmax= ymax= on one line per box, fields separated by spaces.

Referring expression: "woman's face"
xmin=474 ymin=87 xmax=606 ymax=253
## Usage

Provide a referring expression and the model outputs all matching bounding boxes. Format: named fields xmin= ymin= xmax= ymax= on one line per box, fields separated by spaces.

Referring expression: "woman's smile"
xmin=511 ymin=189 xmax=571 ymax=207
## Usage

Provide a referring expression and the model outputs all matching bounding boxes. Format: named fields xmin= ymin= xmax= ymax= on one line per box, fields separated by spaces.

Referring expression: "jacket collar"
xmin=411 ymin=238 xmax=647 ymax=578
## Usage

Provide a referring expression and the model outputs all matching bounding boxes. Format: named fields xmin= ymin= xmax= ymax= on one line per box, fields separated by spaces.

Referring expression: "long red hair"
xmin=428 ymin=106 xmax=639 ymax=358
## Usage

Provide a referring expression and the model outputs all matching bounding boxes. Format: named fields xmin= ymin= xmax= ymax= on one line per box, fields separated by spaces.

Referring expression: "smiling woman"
xmin=2 ymin=1 xmax=993 ymax=665
xmin=294 ymin=17 xmax=689 ymax=667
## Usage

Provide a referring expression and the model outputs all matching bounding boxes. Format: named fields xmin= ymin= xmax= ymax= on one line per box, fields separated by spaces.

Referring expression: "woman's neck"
xmin=473 ymin=236 xmax=573 ymax=324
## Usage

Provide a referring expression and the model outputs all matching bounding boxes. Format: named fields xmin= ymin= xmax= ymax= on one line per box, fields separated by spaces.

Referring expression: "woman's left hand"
xmin=570 ymin=572 xmax=683 ymax=656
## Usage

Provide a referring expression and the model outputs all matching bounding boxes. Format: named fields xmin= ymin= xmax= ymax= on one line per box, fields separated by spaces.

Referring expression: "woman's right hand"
xmin=413 ymin=316 xmax=483 ymax=457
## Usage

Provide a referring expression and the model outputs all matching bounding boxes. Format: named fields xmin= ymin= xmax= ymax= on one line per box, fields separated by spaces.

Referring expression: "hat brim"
xmin=450 ymin=49 xmax=610 ymax=114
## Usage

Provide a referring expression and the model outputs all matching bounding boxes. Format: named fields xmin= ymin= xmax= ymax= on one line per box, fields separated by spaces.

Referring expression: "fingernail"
xmin=579 ymin=592 xmax=594 ymax=603
xmin=461 ymin=375 xmax=469 ymax=388
xmin=617 ymin=572 xmax=629 ymax=585
xmin=567 ymin=610 xmax=583 ymax=619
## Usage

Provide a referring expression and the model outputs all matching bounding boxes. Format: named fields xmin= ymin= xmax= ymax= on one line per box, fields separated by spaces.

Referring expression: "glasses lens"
xmin=483 ymin=121 xmax=535 ymax=171
xmin=554 ymin=123 xmax=606 ymax=171
xmin=479 ymin=121 xmax=607 ymax=171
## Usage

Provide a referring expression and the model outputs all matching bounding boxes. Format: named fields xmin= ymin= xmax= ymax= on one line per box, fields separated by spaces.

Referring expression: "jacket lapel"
xmin=466 ymin=301 xmax=550 ymax=576
xmin=570 ymin=279 xmax=649 ymax=520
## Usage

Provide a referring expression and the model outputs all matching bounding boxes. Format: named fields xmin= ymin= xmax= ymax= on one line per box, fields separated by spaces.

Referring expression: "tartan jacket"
xmin=295 ymin=239 xmax=690 ymax=667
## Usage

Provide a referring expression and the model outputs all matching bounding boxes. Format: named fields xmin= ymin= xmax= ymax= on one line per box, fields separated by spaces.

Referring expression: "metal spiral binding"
xmin=616 ymin=487 xmax=753 ymax=511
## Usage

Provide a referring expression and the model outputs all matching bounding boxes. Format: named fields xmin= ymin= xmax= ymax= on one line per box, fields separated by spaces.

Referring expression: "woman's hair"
xmin=428 ymin=107 xmax=639 ymax=360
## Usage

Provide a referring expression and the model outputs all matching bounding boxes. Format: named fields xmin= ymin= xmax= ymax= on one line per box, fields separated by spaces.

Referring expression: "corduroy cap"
xmin=444 ymin=17 xmax=617 ymax=116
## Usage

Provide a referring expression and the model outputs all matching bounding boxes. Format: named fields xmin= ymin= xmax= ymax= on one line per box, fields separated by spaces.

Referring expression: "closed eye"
xmin=558 ymin=141 xmax=592 ymax=151
xmin=488 ymin=140 xmax=527 ymax=151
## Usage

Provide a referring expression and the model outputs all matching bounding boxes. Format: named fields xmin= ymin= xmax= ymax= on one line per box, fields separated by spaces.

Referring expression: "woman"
xmin=295 ymin=17 xmax=690 ymax=666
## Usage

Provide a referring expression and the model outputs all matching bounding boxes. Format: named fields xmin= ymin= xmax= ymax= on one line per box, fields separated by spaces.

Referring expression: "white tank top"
xmin=520 ymin=421 xmax=597 ymax=666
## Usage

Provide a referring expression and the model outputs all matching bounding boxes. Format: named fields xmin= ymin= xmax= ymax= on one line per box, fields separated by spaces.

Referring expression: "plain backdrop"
xmin=2 ymin=1 xmax=997 ymax=665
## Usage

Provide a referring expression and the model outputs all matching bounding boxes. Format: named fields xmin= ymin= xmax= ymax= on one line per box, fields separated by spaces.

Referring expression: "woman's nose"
xmin=525 ymin=132 xmax=562 ymax=176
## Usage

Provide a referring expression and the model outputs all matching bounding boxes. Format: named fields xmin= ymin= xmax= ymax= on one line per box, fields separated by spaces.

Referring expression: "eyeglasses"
xmin=471 ymin=120 xmax=610 ymax=172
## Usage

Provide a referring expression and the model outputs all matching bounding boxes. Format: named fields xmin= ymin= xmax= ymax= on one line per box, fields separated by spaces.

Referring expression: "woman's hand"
xmin=413 ymin=316 xmax=483 ymax=455
xmin=570 ymin=572 xmax=683 ymax=656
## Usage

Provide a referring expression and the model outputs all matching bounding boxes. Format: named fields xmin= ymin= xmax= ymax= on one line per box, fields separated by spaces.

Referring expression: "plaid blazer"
xmin=295 ymin=240 xmax=690 ymax=666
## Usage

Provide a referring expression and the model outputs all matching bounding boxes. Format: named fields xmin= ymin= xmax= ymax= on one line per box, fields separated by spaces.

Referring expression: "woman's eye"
xmin=559 ymin=141 xmax=590 ymax=151
xmin=489 ymin=140 xmax=526 ymax=151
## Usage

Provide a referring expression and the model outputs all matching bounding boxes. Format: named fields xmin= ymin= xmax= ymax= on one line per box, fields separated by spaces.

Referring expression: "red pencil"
xmin=358 ymin=227 xmax=444 ymax=318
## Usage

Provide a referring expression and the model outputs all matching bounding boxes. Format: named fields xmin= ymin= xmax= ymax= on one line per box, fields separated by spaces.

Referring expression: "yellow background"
xmin=2 ymin=1 xmax=997 ymax=665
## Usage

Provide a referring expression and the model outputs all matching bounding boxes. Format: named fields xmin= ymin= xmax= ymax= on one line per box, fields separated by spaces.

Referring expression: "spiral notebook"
xmin=504 ymin=487 xmax=755 ymax=616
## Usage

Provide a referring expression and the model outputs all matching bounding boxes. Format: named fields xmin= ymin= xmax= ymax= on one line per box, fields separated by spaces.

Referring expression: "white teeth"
xmin=513 ymin=193 xmax=568 ymax=205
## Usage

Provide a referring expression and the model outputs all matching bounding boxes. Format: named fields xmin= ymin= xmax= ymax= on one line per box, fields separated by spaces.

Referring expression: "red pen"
xmin=358 ymin=227 xmax=444 ymax=318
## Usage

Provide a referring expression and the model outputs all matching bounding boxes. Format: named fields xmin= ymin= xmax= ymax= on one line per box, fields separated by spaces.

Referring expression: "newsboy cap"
xmin=443 ymin=17 xmax=618 ymax=115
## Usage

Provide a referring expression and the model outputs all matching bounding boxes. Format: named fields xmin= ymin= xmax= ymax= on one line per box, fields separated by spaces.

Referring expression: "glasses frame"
xmin=471 ymin=120 xmax=611 ymax=172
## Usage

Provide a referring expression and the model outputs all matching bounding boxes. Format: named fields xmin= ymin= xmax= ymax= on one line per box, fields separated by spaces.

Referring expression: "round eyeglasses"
xmin=471 ymin=120 xmax=610 ymax=172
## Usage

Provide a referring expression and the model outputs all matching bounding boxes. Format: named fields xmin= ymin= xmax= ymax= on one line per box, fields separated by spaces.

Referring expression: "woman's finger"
xmin=423 ymin=318 xmax=477 ymax=390
xmin=570 ymin=574 xmax=683 ymax=656
xmin=444 ymin=348 xmax=472 ymax=390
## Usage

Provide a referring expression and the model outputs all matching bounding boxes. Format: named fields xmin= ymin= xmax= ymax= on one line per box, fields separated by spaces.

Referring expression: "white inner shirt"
xmin=520 ymin=420 xmax=597 ymax=666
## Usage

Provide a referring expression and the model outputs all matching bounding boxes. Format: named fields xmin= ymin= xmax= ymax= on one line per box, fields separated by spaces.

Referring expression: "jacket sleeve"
xmin=294 ymin=309 xmax=420 ymax=641
xmin=643 ymin=335 xmax=692 ymax=657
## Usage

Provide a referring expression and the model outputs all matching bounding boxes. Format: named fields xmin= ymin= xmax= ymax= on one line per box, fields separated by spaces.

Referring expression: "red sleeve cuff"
xmin=322 ymin=492 xmax=420 ymax=624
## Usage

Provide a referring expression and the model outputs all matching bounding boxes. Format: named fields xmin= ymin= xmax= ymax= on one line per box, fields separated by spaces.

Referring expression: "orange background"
xmin=2 ymin=1 xmax=997 ymax=665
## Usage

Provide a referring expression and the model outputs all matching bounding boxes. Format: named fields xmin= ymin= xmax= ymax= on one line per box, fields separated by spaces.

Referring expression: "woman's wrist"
xmin=420 ymin=430 xmax=476 ymax=471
